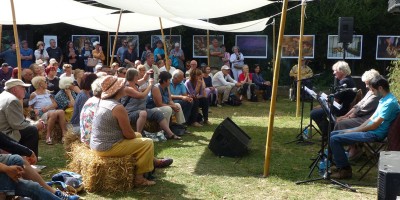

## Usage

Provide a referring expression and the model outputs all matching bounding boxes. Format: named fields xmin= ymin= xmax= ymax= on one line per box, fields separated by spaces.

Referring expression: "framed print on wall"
xmin=71 ymin=35 xmax=100 ymax=51
xmin=327 ymin=35 xmax=363 ymax=60
xmin=235 ymin=35 xmax=268 ymax=59
xmin=281 ymin=35 xmax=314 ymax=59
xmin=43 ymin=35 xmax=57 ymax=49
xmin=151 ymin=35 xmax=181 ymax=54
xmin=376 ymin=35 xmax=400 ymax=60
xmin=193 ymin=35 xmax=224 ymax=58
xmin=109 ymin=35 xmax=139 ymax=57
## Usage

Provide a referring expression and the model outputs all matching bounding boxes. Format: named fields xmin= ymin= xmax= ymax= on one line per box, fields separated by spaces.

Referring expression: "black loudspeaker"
xmin=208 ymin=117 xmax=251 ymax=157
xmin=378 ymin=151 xmax=400 ymax=200
xmin=338 ymin=17 xmax=354 ymax=44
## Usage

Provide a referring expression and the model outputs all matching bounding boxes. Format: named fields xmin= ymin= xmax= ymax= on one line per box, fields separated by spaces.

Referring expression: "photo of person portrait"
xmin=235 ymin=35 xmax=268 ymax=58
xmin=151 ymin=35 xmax=181 ymax=53
xmin=281 ymin=35 xmax=314 ymax=59
xmin=72 ymin=35 xmax=100 ymax=50
xmin=193 ymin=35 xmax=224 ymax=58
xmin=327 ymin=35 xmax=363 ymax=60
xmin=376 ymin=35 xmax=400 ymax=60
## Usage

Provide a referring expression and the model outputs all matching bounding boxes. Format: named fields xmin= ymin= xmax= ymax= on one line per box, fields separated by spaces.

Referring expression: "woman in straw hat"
xmin=91 ymin=75 xmax=156 ymax=186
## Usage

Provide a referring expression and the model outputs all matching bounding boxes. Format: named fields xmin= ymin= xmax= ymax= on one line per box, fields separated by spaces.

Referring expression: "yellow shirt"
xmin=289 ymin=65 xmax=313 ymax=80
xmin=92 ymin=49 xmax=105 ymax=63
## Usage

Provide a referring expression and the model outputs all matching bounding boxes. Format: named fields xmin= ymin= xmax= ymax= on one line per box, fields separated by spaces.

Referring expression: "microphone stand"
xmin=296 ymin=93 xmax=356 ymax=192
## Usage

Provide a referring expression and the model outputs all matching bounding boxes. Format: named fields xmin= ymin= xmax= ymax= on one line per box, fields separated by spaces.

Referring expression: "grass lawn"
xmin=39 ymin=97 xmax=378 ymax=200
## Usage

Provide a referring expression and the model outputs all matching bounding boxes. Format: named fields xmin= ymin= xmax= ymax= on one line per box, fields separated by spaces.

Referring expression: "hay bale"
xmin=67 ymin=143 xmax=136 ymax=192
xmin=63 ymin=128 xmax=80 ymax=153
xmin=132 ymin=120 xmax=161 ymax=133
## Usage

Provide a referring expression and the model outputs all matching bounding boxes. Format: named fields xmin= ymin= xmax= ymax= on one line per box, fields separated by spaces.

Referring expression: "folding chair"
xmin=358 ymin=113 xmax=400 ymax=181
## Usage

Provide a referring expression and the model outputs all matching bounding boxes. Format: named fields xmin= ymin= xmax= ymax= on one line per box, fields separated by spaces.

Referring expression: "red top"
xmin=238 ymin=72 xmax=253 ymax=82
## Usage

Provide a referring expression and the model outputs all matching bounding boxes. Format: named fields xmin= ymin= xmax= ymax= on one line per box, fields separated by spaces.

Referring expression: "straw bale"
xmin=63 ymin=128 xmax=80 ymax=153
xmin=67 ymin=143 xmax=136 ymax=192
xmin=132 ymin=120 xmax=161 ymax=133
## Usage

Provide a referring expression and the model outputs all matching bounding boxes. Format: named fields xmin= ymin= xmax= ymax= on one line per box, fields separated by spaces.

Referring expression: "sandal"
xmin=134 ymin=178 xmax=156 ymax=187
xmin=166 ymin=134 xmax=181 ymax=140
xmin=46 ymin=137 xmax=53 ymax=145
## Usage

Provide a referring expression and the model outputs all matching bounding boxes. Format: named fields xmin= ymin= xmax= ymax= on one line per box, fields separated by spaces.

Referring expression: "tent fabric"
xmin=94 ymin=0 xmax=273 ymax=19
xmin=0 ymin=0 xmax=113 ymax=25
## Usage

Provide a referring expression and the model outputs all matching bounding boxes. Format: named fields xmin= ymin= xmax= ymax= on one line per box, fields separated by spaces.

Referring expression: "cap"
xmin=221 ymin=65 xmax=230 ymax=70
xmin=4 ymin=79 xmax=31 ymax=90
xmin=93 ymin=41 xmax=100 ymax=46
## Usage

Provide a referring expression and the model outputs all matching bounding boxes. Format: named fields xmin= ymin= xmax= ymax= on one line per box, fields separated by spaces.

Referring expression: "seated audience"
xmin=330 ymin=76 xmax=400 ymax=179
xmin=29 ymin=63 xmax=42 ymax=78
xmin=185 ymin=69 xmax=211 ymax=125
xmin=202 ymin=65 xmax=218 ymax=106
xmin=212 ymin=65 xmax=241 ymax=105
xmin=159 ymin=59 xmax=176 ymax=75
xmin=45 ymin=65 xmax=60 ymax=95
xmin=29 ymin=76 xmax=67 ymax=145
xmin=121 ymin=69 xmax=181 ymax=140
xmin=55 ymin=77 xmax=79 ymax=110
xmin=252 ymin=64 xmax=272 ymax=100
xmin=170 ymin=70 xmax=200 ymax=127
xmin=238 ymin=64 xmax=256 ymax=101
xmin=116 ymin=67 xmax=127 ymax=78
xmin=0 ymin=63 xmax=13 ymax=93
xmin=91 ymin=75 xmax=156 ymax=186
xmin=59 ymin=64 xmax=74 ymax=80
xmin=146 ymin=71 xmax=186 ymax=126
xmin=73 ymin=69 xmax=84 ymax=88
xmin=70 ymin=73 xmax=98 ymax=133
xmin=136 ymin=64 xmax=152 ymax=91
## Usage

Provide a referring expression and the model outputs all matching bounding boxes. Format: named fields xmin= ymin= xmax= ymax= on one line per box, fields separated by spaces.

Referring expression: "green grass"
xmin=39 ymin=97 xmax=377 ymax=200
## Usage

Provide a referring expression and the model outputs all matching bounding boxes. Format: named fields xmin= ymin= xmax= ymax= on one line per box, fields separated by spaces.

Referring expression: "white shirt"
xmin=212 ymin=71 xmax=237 ymax=87
xmin=159 ymin=66 xmax=176 ymax=75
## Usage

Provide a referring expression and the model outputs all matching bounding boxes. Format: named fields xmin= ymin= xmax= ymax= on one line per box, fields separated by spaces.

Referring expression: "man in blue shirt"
xmin=330 ymin=76 xmax=400 ymax=179
xmin=0 ymin=43 xmax=17 ymax=68
xmin=153 ymin=40 xmax=165 ymax=63
xmin=20 ymin=40 xmax=33 ymax=68
xmin=169 ymin=70 xmax=201 ymax=127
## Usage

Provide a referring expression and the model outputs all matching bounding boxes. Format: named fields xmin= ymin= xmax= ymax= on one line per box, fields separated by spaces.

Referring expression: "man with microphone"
xmin=310 ymin=61 xmax=357 ymax=138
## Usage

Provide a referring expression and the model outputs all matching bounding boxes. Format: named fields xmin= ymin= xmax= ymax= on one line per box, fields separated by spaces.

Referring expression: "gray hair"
xmin=172 ymin=69 xmax=184 ymax=79
xmin=361 ymin=69 xmax=380 ymax=82
xmin=91 ymin=77 xmax=104 ymax=97
xmin=31 ymin=76 xmax=46 ymax=89
xmin=125 ymin=68 xmax=138 ymax=81
xmin=332 ymin=61 xmax=351 ymax=76
xmin=59 ymin=77 xmax=74 ymax=89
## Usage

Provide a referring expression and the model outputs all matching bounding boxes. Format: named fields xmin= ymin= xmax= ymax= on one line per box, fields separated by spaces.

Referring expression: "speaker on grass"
xmin=378 ymin=151 xmax=400 ymax=200
xmin=208 ymin=117 xmax=251 ymax=157
xmin=338 ymin=17 xmax=354 ymax=44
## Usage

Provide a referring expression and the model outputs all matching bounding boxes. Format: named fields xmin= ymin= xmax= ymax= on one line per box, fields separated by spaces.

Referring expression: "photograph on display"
xmin=193 ymin=35 xmax=224 ymax=58
xmin=109 ymin=35 xmax=139 ymax=57
xmin=1 ymin=30 xmax=30 ymax=51
xmin=151 ymin=35 xmax=181 ymax=54
xmin=235 ymin=35 xmax=268 ymax=58
xmin=376 ymin=35 xmax=400 ymax=60
xmin=43 ymin=35 xmax=57 ymax=49
xmin=71 ymin=35 xmax=100 ymax=51
xmin=327 ymin=35 xmax=363 ymax=59
xmin=281 ymin=35 xmax=315 ymax=59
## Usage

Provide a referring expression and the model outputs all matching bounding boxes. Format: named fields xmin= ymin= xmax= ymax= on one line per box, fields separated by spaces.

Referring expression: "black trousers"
xmin=19 ymin=126 xmax=39 ymax=156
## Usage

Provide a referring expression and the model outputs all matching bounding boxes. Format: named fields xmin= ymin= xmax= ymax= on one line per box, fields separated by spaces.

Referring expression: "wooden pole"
xmin=296 ymin=1 xmax=306 ymax=117
xmin=10 ymin=0 xmax=22 ymax=80
xmin=159 ymin=17 xmax=170 ymax=71
xmin=110 ymin=9 xmax=123 ymax=67
xmin=263 ymin=0 xmax=289 ymax=177
xmin=106 ymin=32 xmax=110 ymax=66
xmin=207 ymin=19 xmax=210 ymax=67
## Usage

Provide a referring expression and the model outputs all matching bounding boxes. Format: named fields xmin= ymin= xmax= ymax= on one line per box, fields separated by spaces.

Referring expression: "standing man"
xmin=123 ymin=42 xmax=137 ymax=68
xmin=0 ymin=79 xmax=44 ymax=157
xmin=46 ymin=39 xmax=63 ymax=67
xmin=209 ymin=38 xmax=223 ymax=71
xmin=330 ymin=76 xmax=400 ymax=179
xmin=170 ymin=42 xmax=185 ymax=71
xmin=212 ymin=65 xmax=241 ymax=105
xmin=117 ymin=39 xmax=128 ymax=64
xmin=20 ymin=40 xmax=33 ymax=68
xmin=0 ymin=43 xmax=17 ymax=68
xmin=143 ymin=52 xmax=160 ymax=83
xmin=153 ymin=40 xmax=165 ymax=63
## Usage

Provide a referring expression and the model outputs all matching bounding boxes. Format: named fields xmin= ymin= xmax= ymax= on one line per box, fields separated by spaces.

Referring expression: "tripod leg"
xmin=308 ymin=155 xmax=321 ymax=178
xmin=296 ymin=177 xmax=324 ymax=185
xmin=329 ymin=179 xmax=357 ymax=192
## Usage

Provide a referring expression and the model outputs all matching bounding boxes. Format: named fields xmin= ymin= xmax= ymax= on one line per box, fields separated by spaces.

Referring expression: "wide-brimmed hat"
xmin=4 ymin=79 xmax=31 ymax=90
xmin=100 ymin=75 xmax=125 ymax=99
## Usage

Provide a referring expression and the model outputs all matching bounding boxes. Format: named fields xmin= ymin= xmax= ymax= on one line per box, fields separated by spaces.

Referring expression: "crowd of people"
xmin=0 ymin=38 xmax=274 ymax=199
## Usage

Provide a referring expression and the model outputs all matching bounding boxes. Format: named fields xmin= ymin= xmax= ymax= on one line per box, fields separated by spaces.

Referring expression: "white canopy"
xmin=94 ymin=0 xmax=273 ymax=19
xmin=0 ymin=0 xmax=113 ymax=25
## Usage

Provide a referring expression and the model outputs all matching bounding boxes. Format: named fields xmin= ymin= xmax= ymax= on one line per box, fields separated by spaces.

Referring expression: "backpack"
xmin=227 ymin=94 xmax=242 ymax=106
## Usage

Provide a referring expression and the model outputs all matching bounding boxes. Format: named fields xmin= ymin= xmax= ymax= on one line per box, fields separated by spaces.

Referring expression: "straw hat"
xmin=100 ymin=75 xmax=125 ymax=99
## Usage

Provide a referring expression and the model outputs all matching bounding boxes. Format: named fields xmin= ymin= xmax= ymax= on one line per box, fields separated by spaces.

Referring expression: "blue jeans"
xmin=330 ymin=129 xmax=379 ymax=168
xmin=0 ymin=155 xmax=59 ymax=200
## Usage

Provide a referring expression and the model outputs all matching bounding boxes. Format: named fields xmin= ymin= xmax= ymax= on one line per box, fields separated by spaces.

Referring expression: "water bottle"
xmin=319 ymin=160 xmax=326 ymax=176
xmin=289 ymin=88 xmax=293 ymax=100
xmin=303 ymin=128 xmax=309 ymax=140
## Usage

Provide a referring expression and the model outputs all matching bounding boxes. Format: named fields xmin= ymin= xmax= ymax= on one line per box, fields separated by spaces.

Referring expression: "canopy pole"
xmin=296 ymin=1 xmax=306 ymax=117
xmin=207 ymin=19 xmax=210 ymax=67
xmin=272 ymin=18 xmax=276 ymax=67
xmin=10 ymin=0 xmax=21 ymax=80
xmin=107 ymin=32 xmax=110 ymax=66
xmin=110 ymin=9 xmax=123 ymax=67
xmin=263 ymin=0 xmax=289 ymax=177
xmin=159 ymin=17 xmax=170 ymax=71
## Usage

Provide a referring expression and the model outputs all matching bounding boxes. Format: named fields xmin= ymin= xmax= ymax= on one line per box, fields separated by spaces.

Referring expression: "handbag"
xmin=86 ymin=58 xmax=98 ymax=67
xmin=170 ymin=124 xmax=186 ymax=136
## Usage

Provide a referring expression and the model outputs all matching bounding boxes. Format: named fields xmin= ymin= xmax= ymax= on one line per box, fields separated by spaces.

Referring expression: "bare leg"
xmin=22 ymin=159 xmax=56 ymax=194
xmin=136 ymin=111 xmax=147 ymax=133
xmin=46 ymin=112 xmax=56 ymax=140
xmin=159 ymin=118 xmax=175 ymax=137
xmin=56 ymin=110 xmax=67 ymax=136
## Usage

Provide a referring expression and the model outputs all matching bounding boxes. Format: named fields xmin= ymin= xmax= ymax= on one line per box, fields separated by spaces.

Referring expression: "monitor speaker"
xmin=208 ymin=117 xmax=251 ymax=157
xmin=338 ymin=17 xmax=354 ymax=44
xmin=378 ymin=151 xmax=400 ymax=200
